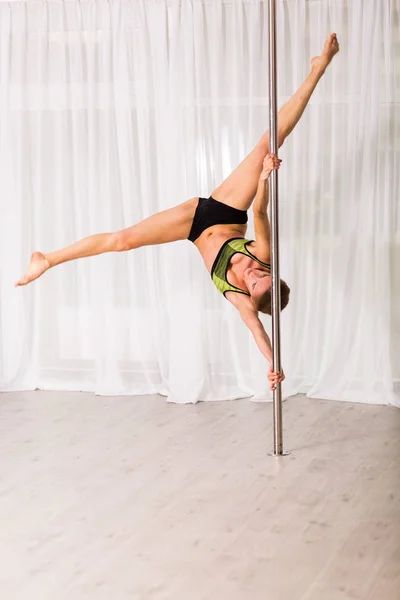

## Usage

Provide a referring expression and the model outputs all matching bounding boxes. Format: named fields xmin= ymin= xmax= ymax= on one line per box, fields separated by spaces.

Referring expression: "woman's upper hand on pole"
xmin=268 ymin=365 xmax=285 ymax=390
xmin=259 ymin=153 xmax=282 ymax=181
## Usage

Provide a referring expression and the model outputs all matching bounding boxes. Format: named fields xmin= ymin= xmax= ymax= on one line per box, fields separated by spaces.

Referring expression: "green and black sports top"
xmin=211 ymin=237 xmax=271 ymax=297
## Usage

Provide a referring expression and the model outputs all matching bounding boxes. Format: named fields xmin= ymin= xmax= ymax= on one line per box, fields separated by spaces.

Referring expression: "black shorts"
xmin=188 ymin=196 xmax=248 ymax=243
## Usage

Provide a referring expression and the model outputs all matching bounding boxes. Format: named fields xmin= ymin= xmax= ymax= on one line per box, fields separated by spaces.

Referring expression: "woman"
xmin=16 ymin=34 xmax=340 ymax=391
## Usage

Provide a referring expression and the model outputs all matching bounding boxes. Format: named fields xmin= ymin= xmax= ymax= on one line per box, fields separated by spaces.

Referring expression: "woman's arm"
xmin=253 ymin=176 xmax=269 ymax=215
xmin=240 ymin=305 xmax=273 ymax=362
xmin=237 ymin=302 xmax=285 ymax=390
xmin=252 ymin=153 xmax=281 ymax=263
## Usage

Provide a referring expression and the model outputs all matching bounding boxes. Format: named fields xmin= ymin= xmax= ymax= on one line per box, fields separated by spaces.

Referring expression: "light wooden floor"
xmin=0 ymin=392 xmax=399 ymax=600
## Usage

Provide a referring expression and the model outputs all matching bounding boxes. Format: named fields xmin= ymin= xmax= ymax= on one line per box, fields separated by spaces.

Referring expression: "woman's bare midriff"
xmin=194 ymin=223 xmax=248 ymax=273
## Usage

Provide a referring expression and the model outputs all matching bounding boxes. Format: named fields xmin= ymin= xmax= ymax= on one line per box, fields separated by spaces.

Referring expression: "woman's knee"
xmin=111 ymin=230 xmax=138 ymax=252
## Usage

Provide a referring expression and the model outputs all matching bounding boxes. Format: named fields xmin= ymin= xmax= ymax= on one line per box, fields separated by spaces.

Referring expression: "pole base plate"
xmin=267 ymin=450 xmax=291 ymax=457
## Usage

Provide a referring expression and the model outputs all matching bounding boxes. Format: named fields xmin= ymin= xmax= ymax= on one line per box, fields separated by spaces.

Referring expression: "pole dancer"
xmin=16 ymin=34 xmax=339 ymax=391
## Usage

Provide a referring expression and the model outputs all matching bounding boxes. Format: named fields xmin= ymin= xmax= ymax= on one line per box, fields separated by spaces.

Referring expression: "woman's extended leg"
xmin=15 ymin=198 xmax=198 ymax=286
xmin=211 ymin=33 xmax=339 ymax=211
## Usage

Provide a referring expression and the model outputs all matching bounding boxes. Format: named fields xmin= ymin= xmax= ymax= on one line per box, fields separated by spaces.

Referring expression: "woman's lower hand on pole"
xmin=268 ymin=365 xmax=285 ymax=390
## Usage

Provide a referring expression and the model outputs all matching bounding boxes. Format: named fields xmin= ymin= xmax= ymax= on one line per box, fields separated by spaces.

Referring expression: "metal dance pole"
xmin=268 ymin=0 xmax=286 ymax=456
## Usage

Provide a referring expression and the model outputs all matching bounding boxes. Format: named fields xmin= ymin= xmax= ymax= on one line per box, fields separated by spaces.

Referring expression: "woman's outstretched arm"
xmin=237 ymin=301 xmax=285 ymax=391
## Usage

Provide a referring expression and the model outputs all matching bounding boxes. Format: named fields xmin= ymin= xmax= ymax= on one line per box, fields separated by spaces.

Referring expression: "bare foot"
xmin=311 ymin=33 xmax=340 ymax=73
xmin=15 ymin=251 xmax=50 ymax=287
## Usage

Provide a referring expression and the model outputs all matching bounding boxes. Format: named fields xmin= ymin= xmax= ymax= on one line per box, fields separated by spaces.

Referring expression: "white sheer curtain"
xmin=0 ymin=0 xmax=399 ymax=406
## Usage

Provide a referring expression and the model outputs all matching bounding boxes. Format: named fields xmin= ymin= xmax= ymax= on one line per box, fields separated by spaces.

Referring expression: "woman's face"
xmin=243 ymin=267 xmax=272 ymax=295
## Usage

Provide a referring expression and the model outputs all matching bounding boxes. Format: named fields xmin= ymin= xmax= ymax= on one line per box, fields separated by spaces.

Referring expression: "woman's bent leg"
xmin=15 ymin=198 xmax=198 ymax=286
xmin=211 ymin=34 xmax=339 ymax=211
